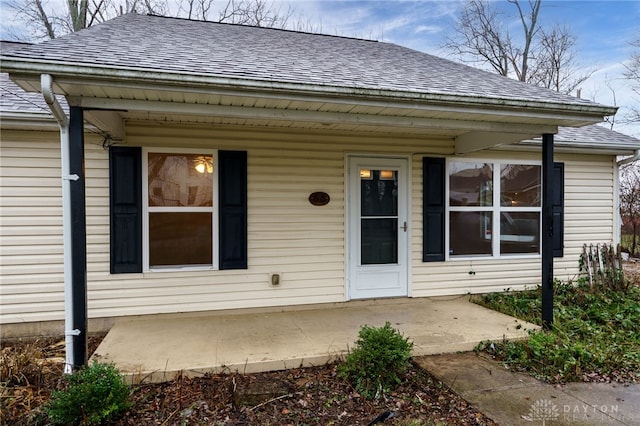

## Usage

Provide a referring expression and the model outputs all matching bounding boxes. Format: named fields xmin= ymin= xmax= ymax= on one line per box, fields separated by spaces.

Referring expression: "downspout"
xmin=41 ymin=74 xmax=77 ymax=374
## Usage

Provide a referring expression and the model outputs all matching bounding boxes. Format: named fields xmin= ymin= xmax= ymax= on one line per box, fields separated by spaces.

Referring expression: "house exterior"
xmin=1 ymin=14 xmax=639 ymax=339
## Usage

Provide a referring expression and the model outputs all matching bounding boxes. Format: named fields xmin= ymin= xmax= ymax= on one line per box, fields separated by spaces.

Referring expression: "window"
xmin=448 ymin=161 xmax=541 ymax=258
xmin=110 ymin=147 xmax=247 ymax=274
xmin=144 ymin=150 xmax=218 ymax=270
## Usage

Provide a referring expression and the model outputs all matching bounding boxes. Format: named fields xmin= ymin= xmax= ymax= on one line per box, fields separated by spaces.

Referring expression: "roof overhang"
xmin=0 ymin=110 xmax=60 ymax=130
xmin=1 ymin=57 xmax=618 ymax=154
xmin=508 ymin=139 xmax=639 ymax=156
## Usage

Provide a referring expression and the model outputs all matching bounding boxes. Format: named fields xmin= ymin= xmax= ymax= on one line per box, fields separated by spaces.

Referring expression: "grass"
xmin=473 ymin=280 xmax=640 ymax=383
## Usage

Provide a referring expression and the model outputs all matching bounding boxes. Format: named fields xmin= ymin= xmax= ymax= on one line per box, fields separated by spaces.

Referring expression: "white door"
xmin=348 ymin=156 xmax=409 ymax=299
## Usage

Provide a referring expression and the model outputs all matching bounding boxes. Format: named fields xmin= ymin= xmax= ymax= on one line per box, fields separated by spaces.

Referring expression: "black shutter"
xmin=552 ymin=162 xmax=565 ymax=258
xmin=219 ymin=150 xmax=248 ymax=269
xmin=109 ymin=146 xmax=142 ymax=274
xmin=423 ymin=157 xmax=446 ymax=262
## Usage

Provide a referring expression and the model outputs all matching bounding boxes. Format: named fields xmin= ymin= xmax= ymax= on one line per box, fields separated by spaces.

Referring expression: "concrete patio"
xmin=91 ymin=296 xmax=538 ymax=384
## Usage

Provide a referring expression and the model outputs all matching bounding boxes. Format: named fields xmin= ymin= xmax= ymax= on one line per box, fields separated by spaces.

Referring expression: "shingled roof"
xmin=0 ymin=13 xmax=609 ymax=111
xmin=556 ymin=124 xmax=639 ymax=147
xmin=0 ymin=73 xmax=49 ymax=114
xmin=0 ymin=42 xmax=52 ymax=114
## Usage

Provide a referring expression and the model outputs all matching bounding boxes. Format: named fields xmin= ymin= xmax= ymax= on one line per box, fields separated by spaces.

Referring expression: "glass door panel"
xmin=360 ymin=169 xmax=398 ymax=265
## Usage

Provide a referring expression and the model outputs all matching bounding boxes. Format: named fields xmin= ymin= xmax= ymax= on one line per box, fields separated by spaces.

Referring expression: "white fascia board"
xmin=0 ymin=58 xmax=618 ymax=121
xmin=0 ymin=111 xmax=59 ymax=130
xmin=494 ymin=142 xmax=637 ymax=156
xmin=68 ymin=96 xmax=559 ymax=135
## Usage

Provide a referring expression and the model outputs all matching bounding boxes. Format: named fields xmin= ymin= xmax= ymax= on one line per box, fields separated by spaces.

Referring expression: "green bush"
xmin=338 ymin=321 xmax=413 ymax=399
xmin=45 ymin=361 xmax=131 ymax=425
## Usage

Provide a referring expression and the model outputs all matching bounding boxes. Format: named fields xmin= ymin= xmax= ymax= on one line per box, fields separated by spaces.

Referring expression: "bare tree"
xmin=509 ymin=0 xmax=541 ymax=82
xmin=528 ymin=24 xmax=593 ymax=94
xmin=622 ymin=37 xmax=640 ymax=125
xmin=217 ymin=0 xmax=292 ymax=28
xmin=9 ymin=0 xmax=166 ymax=40
xmin=444 ymin=0 xmax=587 ymax=93
xmin=442 ymin=0 xmax=512 ymax=77
xmin=9 ymin=0 xmax=293 ymax=41
xmin=177 ymin=0 xmax=215 ymax=20
xmin=620 ymin=161 xmax=640 ymax=256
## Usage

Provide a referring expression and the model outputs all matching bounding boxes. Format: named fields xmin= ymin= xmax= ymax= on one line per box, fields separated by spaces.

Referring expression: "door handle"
xmin=402 ymin=221 xmax=408 ymax=232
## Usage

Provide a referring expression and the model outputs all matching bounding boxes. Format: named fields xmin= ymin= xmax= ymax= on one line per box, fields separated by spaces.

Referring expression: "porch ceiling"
xmin=8 ymin=73 xmax=609 ymax=153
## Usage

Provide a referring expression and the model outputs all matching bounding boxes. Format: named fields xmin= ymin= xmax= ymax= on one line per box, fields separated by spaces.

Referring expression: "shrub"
xmin=338 ymin=321 xmax=413 ymax=399
xmin=45 ymin=361 xmax=131 ymax=425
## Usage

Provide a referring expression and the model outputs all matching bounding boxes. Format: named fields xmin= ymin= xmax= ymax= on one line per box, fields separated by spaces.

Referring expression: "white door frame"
xmin=346 ymin=155 xmax=410 ymax=300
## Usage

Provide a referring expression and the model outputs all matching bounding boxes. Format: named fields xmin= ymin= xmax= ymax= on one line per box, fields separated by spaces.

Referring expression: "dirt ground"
xmin=624 ymin=259 xmax=640 ymax=284
xmin=624 ymin=258 xmax=640 ymax=272
xmin=1 ymin=337 xmax=495 ymax=425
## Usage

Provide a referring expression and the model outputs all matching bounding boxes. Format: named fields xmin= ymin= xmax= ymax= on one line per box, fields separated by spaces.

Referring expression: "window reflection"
xmin=500 ymin=212 xmax=540 ymax=254
xmin=148 ymin=153 xmax=213 ymax=207
xmin=500 ymin=165 xmax=541 ymax=207
xmin=449 ymin=162 xmax=493 ymax=206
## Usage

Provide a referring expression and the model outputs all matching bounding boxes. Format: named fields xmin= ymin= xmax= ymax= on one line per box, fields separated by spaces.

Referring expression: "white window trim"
xmin=142 ymin=147 xmax=219 ymax=272
xmin=445 ymin=158 xmax=542 ymax=261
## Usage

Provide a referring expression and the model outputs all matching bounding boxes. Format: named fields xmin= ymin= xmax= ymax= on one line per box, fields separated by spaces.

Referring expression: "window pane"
xmin=450 ymin=212 xmax=492 ymax=256
xmin=500 ymin=212 xmax=540 ymax=254
xmin=449 ymin=162 xmax=493 ymax=206
xmin=361 ymin=218 xmax=398 ymax=264
xmin=501 ymin=165 xmax=541 ymax=207
xmin=148 ymin=153 xmax=213 ymax=207
xmin=149 ymin=212 xmax=212 ymax=267
xmin=361 ymin=170 xmax=398 ymax=216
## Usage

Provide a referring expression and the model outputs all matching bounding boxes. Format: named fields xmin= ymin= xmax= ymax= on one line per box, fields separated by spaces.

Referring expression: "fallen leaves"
xmin=3 ymin=338 xmax=496 ymax=426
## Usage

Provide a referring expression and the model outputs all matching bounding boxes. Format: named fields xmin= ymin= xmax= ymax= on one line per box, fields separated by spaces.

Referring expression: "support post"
xmin=542 ymin=133 xmax=554 ymax=330
xmin=69 ymin=106 xmax=88 ymax=367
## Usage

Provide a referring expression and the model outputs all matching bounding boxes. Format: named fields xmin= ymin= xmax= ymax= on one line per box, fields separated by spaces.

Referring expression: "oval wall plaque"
xmin=309 ymin=192 xmax=330 ymax=206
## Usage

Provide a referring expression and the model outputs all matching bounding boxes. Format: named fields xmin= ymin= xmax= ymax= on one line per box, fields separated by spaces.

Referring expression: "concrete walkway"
xmin=416 ymin=352 xmax=640 ymax=426
xmin=91 ymin=297 xmax=536 ymax=384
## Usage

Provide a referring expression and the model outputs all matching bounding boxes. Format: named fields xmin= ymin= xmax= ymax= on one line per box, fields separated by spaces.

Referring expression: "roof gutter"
xmin=41 ymin=74 xmax=76 ymax=375
xmin=617 ymin=149 xmax=640 ymax=167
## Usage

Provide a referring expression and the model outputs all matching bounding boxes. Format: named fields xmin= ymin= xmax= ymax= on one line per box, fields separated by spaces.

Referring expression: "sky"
xmin=1 ymin=0 xmax=639 ymax=137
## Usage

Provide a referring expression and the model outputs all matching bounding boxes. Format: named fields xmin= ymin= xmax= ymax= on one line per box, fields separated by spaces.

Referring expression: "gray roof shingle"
xmin=555 ymin=124 xmax=639 ymax=148
xmin=2 ymin=13 xmax=606 ymax=109
xmin=0 ymin=73 xmax=51 ymax=113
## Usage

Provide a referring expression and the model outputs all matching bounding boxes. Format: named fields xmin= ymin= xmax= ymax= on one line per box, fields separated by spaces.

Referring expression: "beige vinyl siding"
xmin=84 ymin=123 xmax=452 ymax=319
xmin=1 ymin=130 xmax=65 ymax=323
xmin=556 ymin=154 xmax=615 ymax=275
xmin=0 ymin=122 xmax=617 ymax=326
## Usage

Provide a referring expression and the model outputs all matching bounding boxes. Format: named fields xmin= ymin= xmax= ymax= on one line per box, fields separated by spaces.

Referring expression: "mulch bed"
xmin=1 ymin=336 xmax=495 ymax=425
